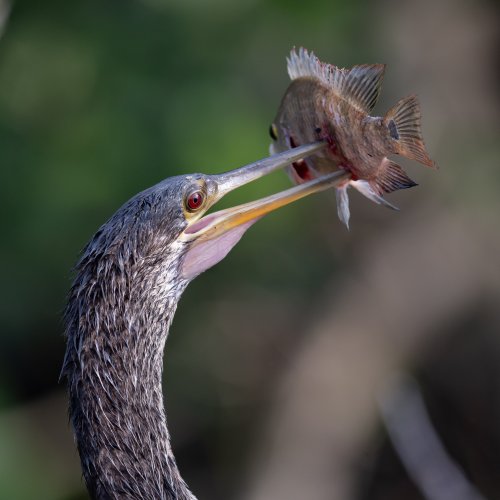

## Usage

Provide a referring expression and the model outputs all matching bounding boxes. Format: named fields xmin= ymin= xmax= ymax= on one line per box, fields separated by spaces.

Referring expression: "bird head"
xmin=77 ymin=143 xmax=348 ymax=294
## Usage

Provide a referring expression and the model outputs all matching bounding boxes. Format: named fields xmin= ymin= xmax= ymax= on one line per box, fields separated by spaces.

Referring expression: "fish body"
xmin=270 ymin=48 xmax=436 ymax=227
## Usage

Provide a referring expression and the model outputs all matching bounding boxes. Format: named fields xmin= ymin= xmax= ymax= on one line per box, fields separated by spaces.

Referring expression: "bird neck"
xmin=62 ymin=253 xmax=195 ymax=500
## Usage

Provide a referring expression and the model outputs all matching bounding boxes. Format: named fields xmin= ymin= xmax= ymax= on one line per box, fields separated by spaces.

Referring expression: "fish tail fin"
xmin=384 ymin=95 xmax=436 ymax=168
xmin=370 ymin=158 xmax=418 ymax=195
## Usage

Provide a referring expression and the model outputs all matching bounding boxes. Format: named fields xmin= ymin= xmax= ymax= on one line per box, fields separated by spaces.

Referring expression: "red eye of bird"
xmin=186 ymin=190 xmax=205 ymax=212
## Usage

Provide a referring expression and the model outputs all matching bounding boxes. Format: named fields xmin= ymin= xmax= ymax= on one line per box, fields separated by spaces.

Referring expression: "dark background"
xmin=0 ymin=0 xmax=499 ymax=498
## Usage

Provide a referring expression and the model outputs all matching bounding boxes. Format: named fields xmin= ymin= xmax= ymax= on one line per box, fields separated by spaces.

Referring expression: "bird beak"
xmin=180 ymin=142 xmax=349 ymax=280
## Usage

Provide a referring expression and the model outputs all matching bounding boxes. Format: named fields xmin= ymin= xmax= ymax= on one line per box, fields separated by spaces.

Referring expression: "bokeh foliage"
xmin=2 ymin=1 xmax=498 ymax=499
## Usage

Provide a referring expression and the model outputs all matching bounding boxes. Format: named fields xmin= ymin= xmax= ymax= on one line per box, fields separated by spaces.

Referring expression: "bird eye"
xmin=269 ymin=123 xmax=278 ymax=141
xmin=185 ymin=190 xmax=205 ymax=212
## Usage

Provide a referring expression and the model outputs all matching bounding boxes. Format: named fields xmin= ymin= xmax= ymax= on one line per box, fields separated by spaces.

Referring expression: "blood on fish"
xmin=326 ymin=131 xmax=354 ymax=173
xmin=292 ymin=159 xmax=313 ymax=180
xmin=326 ymin=132 xmax=339 ymax=155
xmin=288 ymin=135 xmax=313 ymax=181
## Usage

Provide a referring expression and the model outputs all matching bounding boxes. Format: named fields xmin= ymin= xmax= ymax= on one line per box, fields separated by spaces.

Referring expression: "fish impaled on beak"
xmin=269 ymin=47 xmax=437 ymax=228
xmin=180 ymin=142 xmax=349 ymax=279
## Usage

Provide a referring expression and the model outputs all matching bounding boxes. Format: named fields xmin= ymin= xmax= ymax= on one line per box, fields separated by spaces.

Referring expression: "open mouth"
xmin=291 ymin=158 xmax=313 ymax=182
xmin=289 ymin=136 xmax=314 ymax=183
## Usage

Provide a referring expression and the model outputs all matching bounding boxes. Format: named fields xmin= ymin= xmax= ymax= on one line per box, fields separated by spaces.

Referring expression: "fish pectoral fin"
xmin=372 ymin=158 xmax=417 ymax=195
xmin=384 ymin=95 xmax=436 ymax=168
xmin=335 ymin=185 xmax=351 ymax=229
xmin=350 ymin=179 xmax=399 ymax=211
xmin=342 ymin=64 xmax=386 ymax=113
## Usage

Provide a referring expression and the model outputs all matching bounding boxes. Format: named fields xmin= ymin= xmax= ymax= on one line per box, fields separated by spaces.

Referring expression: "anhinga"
xmin=61 ymin=142 xmax=347 ymax=499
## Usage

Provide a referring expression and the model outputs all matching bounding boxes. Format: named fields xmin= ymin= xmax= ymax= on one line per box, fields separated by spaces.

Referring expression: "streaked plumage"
xmin=61 ymin=145 xmax=347 ymax=499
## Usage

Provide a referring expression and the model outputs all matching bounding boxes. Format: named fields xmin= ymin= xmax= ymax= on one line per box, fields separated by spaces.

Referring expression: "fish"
xmin=269 ymin=47 xmax=436 ymax=228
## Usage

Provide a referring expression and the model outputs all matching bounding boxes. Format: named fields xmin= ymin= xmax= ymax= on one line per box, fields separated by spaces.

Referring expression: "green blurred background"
xmin=1 ymin=0 xmax=499 ymax=498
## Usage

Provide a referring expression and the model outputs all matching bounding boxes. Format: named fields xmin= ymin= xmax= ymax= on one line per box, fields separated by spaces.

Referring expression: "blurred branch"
xmin=380 ymin=375 xmax=487 ymax=500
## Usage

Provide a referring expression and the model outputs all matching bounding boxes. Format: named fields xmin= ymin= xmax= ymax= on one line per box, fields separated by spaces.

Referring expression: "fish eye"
xmin=269 ymin=123 xmax=278 ymax=141
xmin=185 ymin=189 xmax=205 ymax=212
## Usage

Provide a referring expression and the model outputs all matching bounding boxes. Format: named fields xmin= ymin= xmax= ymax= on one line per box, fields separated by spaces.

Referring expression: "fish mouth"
xmin=287 ymin=136 xmax=316 ymax=183
xmin=179 ymin=142 xmax=349 ymax=279
xmin=290 ymin=158 xmax=314 ymax=183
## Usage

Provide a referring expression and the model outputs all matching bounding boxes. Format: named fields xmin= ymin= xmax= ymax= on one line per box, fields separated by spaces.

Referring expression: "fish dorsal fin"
xmin=287 ymin=47 xmax=346 ymax=85
xmin=287 ymin=47 xmax=348 ymax=90
xmin=342 ymin=64 xmax=386 ymax=113
xmin=287 ymin=48 xmax=385 ymax=113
